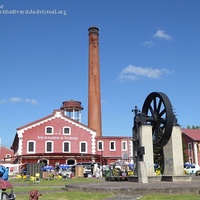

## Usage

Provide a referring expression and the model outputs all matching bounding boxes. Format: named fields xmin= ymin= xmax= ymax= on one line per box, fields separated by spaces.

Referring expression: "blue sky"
xmin=1 ymin=0 xmax=200 ymax=147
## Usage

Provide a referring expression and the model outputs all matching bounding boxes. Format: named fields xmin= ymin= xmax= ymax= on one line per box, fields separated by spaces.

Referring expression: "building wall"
xmin=20 ymin=117 xmax=94 ymax=155
xmin=96 ymin=137 xmax=132 ymax=165
xmin=0 ymin=146 xmax=14 ymax=164
xmin=11 ymin=110 xmax=133 ymax=167
xmin=182 ymin=134 xmax=198 ymax=165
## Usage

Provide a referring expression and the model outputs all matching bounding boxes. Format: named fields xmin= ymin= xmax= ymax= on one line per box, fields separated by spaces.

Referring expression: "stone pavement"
xmin=63 ymin=177 xmax=200 ymax=199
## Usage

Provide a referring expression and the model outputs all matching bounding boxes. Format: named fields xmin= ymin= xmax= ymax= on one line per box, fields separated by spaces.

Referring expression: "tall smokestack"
xmin=88 ymin=27 xmax=102 ymax=137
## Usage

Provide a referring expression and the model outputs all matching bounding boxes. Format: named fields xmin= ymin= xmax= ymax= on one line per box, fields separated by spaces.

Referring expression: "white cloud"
xmin=118 ymin=65 xmax=174 ymax=81
xmin=25 ymin=98 xmax=38 ymax=104
xmin=10 ymin=97 xmax=22 ymax=103
xmin=0 ymin=97 xmax=38 ymax=105
xmin=153 ymin=29 xmax=172 ymax=40
xmin=143 ymin=40 xmax=154 ymax=47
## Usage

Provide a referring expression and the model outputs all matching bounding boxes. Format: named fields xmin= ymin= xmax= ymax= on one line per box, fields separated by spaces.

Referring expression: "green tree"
xmin=182 ymin=140 xmax=188 ymax=163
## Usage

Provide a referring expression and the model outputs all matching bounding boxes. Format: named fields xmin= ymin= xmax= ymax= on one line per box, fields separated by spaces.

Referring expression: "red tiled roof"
xmin=182 ymin=129 xmax=200 ymax=141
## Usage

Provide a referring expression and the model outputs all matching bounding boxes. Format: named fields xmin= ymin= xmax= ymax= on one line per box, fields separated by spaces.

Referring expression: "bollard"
xmin=29 ymin=190 xmax=42 ymax=200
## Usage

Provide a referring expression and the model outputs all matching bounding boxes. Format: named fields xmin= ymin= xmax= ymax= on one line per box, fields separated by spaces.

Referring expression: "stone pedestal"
xmin=139 ymin=125 xmax=155 ymax=176
xmin=163 ymin=126 xmax=184 ymax=175
xmin=137 ymin=161 xmax=148 ymax=183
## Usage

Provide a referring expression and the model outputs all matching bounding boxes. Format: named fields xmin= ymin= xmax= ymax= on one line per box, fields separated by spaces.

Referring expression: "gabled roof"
xmin=16 ymin=109 xmax=95 ymax=133
xmin=0 ymin=146 xmax=13 ymax=153
xmin=182 ymin=129 xmax=200 ymax=141
xmin=96 ymin=136 xmax=131 ymax=139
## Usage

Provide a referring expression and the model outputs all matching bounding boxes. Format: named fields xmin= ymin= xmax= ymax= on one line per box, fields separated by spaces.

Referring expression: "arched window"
xmin=80 ymin=141 xmax=87 ymax=153
xmin=45 ymin=126 xmax=54 ymax=135
xmin=63 ymin=141 xmax=71 ymax=153
xmin=45 ymin=141 xmax=54 ymax=153
xmin=97 ymin=141 xmax=104 ymax=151
xmin=63 ymin=127 xmax=71 ymax=135
xmin=27 ymin=140 xmax=36 ymax=153
xmin=110 ymin=141 xmax=116 ymax=151
xmin=5 ymin=154 xmax=11 ymax=161
xmin=122 ymin=141 xmax=127 ymax=151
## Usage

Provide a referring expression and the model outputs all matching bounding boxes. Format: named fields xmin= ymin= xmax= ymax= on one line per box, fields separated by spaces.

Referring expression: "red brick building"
xmin=0 ymin=146 xmax=14 ymax=164
xmin=10 ymin=27 xmax=134 ymax=168
xmin=182 ymin=129 xmax=200 ymax=165
xmin=11 ymin=107 xmax=132 ymax=167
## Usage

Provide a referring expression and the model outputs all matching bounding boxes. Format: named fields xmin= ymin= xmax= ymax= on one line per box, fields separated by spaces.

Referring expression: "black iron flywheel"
xmin=142 ymin=92 xmax=174 ymax=147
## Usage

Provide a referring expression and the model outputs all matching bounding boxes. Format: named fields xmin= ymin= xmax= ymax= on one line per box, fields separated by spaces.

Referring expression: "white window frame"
xmin=5 ymin=154 xmax=11 ymax=161
xmin=110 ymin=141 xmax=116 ymax=151
xmin=122 ymin=141 xmax=127 ymax=151
xmin=188 ymin=143 xmax=192 ymax=151
xmin=97 ymin=141 xmax=104 ymax=151
xmin=80 ymin=141 xmax=87 ymax=153
xmin=45 ymin=126 xmax=54 ymax=135
xmin=63 ymin=126 xmax=71 ymax=135
xmin=27 ymin=140 xmax=36 ymax=153
xmin=63 ymin=141 xmax=71 ymax=153
xmin=45 ymin=141 xmax=54 ymax=153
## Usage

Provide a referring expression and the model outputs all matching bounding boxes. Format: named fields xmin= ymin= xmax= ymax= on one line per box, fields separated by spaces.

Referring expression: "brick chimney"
xmin=88 ymin=27 xmax=102 ymax=137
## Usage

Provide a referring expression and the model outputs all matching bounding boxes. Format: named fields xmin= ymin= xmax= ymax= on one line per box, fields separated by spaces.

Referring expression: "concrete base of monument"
xmin=129 ymin=176 xmax=162 ymax=182
xmin=128 ymin=175 xmax=191 ymax=182
xmin=161 ymin=175 xmax=192 ymax=182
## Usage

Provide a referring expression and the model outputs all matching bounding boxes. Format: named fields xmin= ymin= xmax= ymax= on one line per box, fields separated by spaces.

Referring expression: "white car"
xmin=184 ymin=164 xmax=200 ymax=175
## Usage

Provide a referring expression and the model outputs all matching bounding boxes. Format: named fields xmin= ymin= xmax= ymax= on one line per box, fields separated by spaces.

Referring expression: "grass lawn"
xmin=6 ymin=176 xmax=200 ymax=200
xmin=8 ymin=176 xmax=112 ymax=200
xmin=141 ymin=194 xmax=200 ymax=200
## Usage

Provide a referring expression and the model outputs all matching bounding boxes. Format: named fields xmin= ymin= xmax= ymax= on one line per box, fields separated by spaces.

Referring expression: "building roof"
xmin=96 ymin=136 xmax=131 ymax=139
xmin=16 ymin=109 xmax=95 ymax=132
xmin=11 ymin=109 xmax=96 ymax=149
xmin=0 ymin=146 xmax=13 ymax=153
xmin=182 ymin=129 xmax=200 ymax=141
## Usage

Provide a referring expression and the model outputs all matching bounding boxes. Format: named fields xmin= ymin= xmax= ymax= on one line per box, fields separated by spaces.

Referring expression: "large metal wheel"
xmin=142 ymin=92 xmax=174 ymax=147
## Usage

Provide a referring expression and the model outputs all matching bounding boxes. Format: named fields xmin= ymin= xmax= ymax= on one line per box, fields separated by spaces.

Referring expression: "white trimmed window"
xmin=63 ymin=141 xmax=71 ymax=153
xmin=63 ymin=127 xmax=71 ymax=135
xmin=122 ymin=141 xmax=127 ymax=151
xmin=5 ymin=154 xmax=11 ymax=161
xmin=45 ymin=141 xmax=54 ymax=153
xmin=45 ymin=126 xmax=54 ymax=135
xmin=188 ymin=143 xmax=192 ymax=151
xmin=27 ymin=140 xmax=36 ymax=153
xmin=97 ymin=141 xmax=104 ymax=151
xmin=110 ymin=141 xmax=116 ymax=151
xmin=80 ymin=141 xmax=87 ymax=153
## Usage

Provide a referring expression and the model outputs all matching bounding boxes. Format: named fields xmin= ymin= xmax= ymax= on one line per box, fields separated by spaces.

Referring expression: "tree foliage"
xmin=186 ymin=125 xmax=200 ymax=129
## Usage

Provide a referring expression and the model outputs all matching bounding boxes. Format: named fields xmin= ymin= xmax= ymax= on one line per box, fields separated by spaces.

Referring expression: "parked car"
xmin=184 ymin=164 xmax=200 ymax=175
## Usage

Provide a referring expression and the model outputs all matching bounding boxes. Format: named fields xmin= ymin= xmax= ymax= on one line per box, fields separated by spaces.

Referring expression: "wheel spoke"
xmin=157 ymin=98 xmax=162 ymax=113
xmin=153 ymin=97 xmax=157 ymax=111
xmin=159 ymin=108 xmax=166 ymax=118
xmin=149 ymin=105 xmax=154 ymax=116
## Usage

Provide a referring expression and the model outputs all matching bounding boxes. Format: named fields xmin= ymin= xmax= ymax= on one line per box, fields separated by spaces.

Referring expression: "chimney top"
xmin=88 ymin=27 xmax=99 ymax=35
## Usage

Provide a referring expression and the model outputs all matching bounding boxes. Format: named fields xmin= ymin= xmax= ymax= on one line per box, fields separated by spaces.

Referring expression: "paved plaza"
xmin=64 ymin=177 xmax=200 ymax=199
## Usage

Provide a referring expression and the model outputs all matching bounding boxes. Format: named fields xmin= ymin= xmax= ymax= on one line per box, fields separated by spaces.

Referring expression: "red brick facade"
xmin=0 ymin=146 xmax=14 ymax=164
xmin=11 ymin=109 xmax=132 ymax=167
xmin=182 ymin=129 xmax=200 ymax=165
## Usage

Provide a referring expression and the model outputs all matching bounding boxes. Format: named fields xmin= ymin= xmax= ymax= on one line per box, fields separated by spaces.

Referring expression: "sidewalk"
xmin=64 ymin=177 xmax=200 ymax=197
